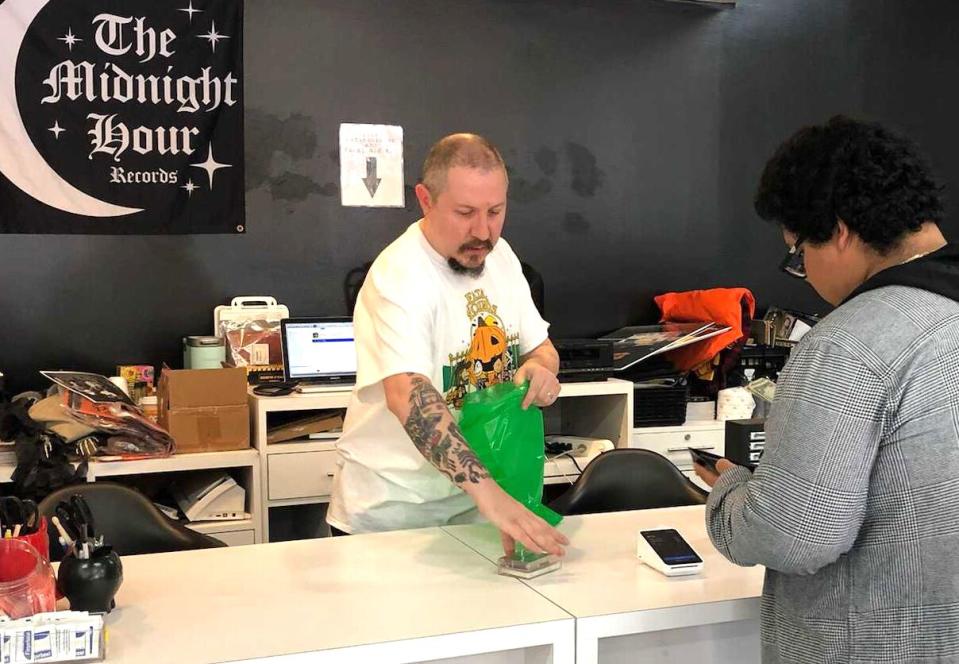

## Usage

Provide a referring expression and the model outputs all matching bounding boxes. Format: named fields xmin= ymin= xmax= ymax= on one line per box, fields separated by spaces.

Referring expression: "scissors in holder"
xmin=0 ymin=497 xmax=39 ymax=537
xmin=68 ymin=495 xmax=95 ymax=540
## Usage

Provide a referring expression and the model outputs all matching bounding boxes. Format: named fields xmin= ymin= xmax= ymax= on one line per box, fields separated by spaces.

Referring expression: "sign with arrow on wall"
xmin=339 ymin=123 xmax=404 ymax=208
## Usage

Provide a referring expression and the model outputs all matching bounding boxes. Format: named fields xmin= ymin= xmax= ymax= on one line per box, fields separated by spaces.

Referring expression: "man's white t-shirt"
xmin=327 ymin=221 xmax=550 ymax=534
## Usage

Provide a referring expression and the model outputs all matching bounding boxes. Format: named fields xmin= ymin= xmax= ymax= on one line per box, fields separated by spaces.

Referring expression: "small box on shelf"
xmin=266 ymin=411 xmax=344 ymax=444
xmin=158 ymin=367 xmax=250 ymax=453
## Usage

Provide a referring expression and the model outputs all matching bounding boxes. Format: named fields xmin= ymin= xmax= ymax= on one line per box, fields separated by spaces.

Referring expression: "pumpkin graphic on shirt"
xmin=443 ymin=290 xmax=522 ymax=408
xmin=467 ymin=316 xmax=511 ymax=389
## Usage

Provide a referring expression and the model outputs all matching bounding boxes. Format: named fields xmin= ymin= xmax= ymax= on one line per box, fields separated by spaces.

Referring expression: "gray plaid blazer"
xmin=707 ymin=286 xmax=959 ymax=663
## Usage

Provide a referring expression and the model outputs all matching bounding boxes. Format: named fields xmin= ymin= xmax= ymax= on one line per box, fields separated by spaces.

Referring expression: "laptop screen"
xmin=283 ymin=319 xmax=357 ymax=380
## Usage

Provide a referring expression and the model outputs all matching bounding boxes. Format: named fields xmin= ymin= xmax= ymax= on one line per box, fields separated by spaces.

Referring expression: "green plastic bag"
xmin=459 ymin=382 xmax=562 ymax=527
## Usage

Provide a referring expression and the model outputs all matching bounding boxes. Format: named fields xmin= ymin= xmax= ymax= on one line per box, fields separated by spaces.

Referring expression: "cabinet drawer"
xmin=631 ymin=427 xmax=724 ymax=470
xmin=268 ymin=450 xmax=338 ymax=500
xmin=209 ymin=529 xmax=256 ymax=547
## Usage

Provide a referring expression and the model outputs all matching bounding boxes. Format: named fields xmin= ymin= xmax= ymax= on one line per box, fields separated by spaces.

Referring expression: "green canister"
xmin=183 ymin=336 xmax=226 ymax=370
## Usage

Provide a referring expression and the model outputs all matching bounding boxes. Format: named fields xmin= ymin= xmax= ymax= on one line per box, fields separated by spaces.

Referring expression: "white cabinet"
xmin=202 ymin=528 xmax=256 ymax=547
xmin=631 ymin=421 xmax=725 ymax=489
xmin=267 ymin=450 xmax=339 ymax=500
xmin=251 ymin=390 xmax=352 ymax=541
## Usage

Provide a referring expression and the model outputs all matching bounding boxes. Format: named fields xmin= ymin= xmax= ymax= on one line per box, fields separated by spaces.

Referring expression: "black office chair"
xmin=39 ymin=482 xmax=226 ymax=561
xmin=549 ymin=449 xmax=708 ymax=516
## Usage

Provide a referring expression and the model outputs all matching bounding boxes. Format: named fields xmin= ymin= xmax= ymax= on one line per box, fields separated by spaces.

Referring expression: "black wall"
xmin=2 ymin=0 xmax=957 ymax=392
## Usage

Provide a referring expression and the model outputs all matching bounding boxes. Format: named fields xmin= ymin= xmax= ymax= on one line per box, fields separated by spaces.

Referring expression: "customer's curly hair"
xmin=754 ymin=115 xmax=944 ymax=254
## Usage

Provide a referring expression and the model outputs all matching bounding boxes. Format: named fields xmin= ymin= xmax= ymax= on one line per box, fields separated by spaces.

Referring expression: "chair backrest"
xmin=549 ymin=449 xmax=708 ymax=516
xmin=38 ymin=482 xmax=226 ymax=560
xmin=520 ymin=262 xmax=545 ymax=317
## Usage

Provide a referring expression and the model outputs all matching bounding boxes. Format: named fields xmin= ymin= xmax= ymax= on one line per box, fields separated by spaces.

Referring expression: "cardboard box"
xmin=158 ymin=368 xmax=250 ymax=453
xmin=267 ymin=411 xmax=345 ymax=444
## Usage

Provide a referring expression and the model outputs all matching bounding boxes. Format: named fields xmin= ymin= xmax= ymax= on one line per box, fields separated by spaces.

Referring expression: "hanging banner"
xmin=0 ymin=0 xmax=244 ymax=234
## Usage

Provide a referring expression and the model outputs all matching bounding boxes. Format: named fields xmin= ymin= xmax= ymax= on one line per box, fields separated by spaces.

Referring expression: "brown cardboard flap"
xmin=161 ymin=404 xmax=250 ymax=453
xmin=266 ymin=412 xmax=345 ymax=444
xmin=159 ymin=367 xmax=248 ymax=409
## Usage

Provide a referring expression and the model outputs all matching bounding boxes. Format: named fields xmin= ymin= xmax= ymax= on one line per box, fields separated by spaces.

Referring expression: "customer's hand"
xmin=693 ymin=458 xmax=736 ymax=488
xmin=469 ymin=478 xmax=568 ymax=557
xmin=514 ymin=361 xmax=560 ymax=410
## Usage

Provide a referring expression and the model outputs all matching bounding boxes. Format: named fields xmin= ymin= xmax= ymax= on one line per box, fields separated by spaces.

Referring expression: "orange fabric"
xmin=653 ymin=288 xmax=756 ymax=372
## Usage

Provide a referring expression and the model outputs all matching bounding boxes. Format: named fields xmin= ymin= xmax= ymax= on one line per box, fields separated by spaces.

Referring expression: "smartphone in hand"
xmin=688 ymin=447 xmax=722 ymax=471
xmin=688 ymin=448 xmax=756 ymax=473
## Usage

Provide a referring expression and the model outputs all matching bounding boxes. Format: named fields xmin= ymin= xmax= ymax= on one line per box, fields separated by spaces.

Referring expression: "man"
xmin=695 ymin=116 xmax=959 ymax=662
xmin=327 ymin=133 xmax=568 ymax=557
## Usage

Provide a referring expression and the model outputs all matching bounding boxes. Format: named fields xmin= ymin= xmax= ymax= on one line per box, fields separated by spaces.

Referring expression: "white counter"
xmin=104 ymin=506 xmax=762 ymax=664
xmin=106 ymin=528 xmax=573 ymax=664
xmin=443 ymin=506 xmax=764 ymax=664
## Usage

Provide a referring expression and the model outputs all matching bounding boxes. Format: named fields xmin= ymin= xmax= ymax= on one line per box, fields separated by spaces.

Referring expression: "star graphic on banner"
xmin=57 ymin=28 xmax=82 ymax=51
xmin=48 ymin=121 xmax=65 ymax=139
xmin=178 ymin=1 xmax=203 ymax=22
xmin=182 ymin=179 xmax=199 ymax=197
xmin=190 ymin=144 xmax=232 ymax=189
xmin=198 ymin=21 xmax=229 ymax=52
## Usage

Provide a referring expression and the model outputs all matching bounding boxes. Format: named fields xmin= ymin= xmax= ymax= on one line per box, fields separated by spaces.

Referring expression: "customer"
xmin=695 ymin=115 xmax=959 ymax=663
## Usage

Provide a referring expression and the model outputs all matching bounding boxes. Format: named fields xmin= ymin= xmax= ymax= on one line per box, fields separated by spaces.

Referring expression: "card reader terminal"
xmin=637 ymin=527 xmax=704 ymax=577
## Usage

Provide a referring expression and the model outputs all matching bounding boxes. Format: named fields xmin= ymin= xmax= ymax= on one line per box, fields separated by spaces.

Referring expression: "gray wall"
xmin=2 ymin=0 xmax=957 ymax=392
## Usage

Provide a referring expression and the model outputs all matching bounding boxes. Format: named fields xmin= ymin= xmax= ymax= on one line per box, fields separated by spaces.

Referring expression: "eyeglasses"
xmin=780 ymin=236 xmax=807 ymax=279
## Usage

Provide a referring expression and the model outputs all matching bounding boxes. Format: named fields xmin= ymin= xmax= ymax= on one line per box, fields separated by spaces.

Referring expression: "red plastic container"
xmin=14 ymin=516 xmax=50 ymax=562
xmin=0 ymin=539 xmax=56 ymax=618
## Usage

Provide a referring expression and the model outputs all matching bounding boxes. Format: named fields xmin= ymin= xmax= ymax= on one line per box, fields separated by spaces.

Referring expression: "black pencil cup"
xmin=57 ymin=550 xmax=123 ymax=613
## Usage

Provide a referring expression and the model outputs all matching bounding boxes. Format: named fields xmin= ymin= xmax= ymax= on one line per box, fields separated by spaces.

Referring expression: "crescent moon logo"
xmin=0 ymin=0 xmax=142 ymax=217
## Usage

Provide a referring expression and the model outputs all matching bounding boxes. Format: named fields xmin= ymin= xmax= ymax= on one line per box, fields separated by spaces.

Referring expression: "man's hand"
xmin=385 ymin=372 xmax=567 ymax=557
xmin=514 ymin=339 xmax=560 ymax=410
xmin=514 ymin=361 xmax=560 ymax=410
xmin=693 ymin=457 xmax=736 ymax=488
xmin=468 ymin=478 xmax=569 ymax=557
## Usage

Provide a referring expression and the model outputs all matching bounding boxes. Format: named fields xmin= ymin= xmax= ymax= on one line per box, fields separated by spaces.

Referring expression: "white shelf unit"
xmin=543 ymin=378 xmax=634 ymax=487
xmin=92 ymin=449 xmax=261 ymax=546
xmin=250 ymin=389 xmax=352 ymax=542
xmin=86 ymin=449 xmax=259 ymax=479
xmin=251 ymin=379 xmax=635 ymax=541
xmin=548 ymin=377 xmax=634 ymax=449
xmin=0 ymin=449 xmax=263 ymax=546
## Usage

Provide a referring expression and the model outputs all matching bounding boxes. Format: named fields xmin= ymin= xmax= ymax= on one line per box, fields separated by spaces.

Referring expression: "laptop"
xmin=280 ymin=317 xmax=357 ymax=393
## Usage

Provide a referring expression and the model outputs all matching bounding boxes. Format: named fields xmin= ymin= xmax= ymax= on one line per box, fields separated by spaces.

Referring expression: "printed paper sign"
xmin=339 ymin=123 xmax=404 ymax=207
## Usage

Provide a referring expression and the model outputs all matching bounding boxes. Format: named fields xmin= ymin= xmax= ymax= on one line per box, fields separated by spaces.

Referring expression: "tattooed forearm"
xmin=403 ymin=374 xmax=490 ymax=486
